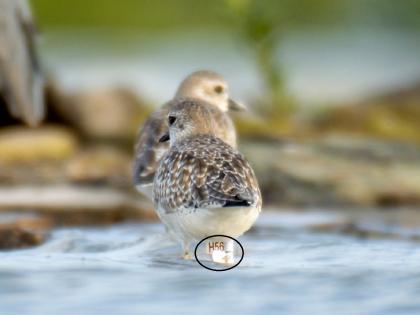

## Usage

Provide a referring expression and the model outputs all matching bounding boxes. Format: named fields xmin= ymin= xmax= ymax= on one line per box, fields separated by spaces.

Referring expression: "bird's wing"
xmin=0 ymin=0 xmax=44 ymax=126
xmin=154 ymin=136 xmax=261 ymax=213
xmin=133 ymin=103 xmax=171 ymax=186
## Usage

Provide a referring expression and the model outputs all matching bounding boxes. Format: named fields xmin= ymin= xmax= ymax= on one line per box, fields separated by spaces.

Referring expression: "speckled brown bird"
xmin=153 ymin=99 xmax=261 ymax=258
xmin=133 ymin=70 xmax=245 ymax=200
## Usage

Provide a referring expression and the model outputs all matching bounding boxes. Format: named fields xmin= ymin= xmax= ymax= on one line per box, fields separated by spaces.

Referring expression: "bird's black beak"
xmin=228 ymin=98 xmax=247 ymax=111
xmin=159 ymin=132 xmax=170 ymax=143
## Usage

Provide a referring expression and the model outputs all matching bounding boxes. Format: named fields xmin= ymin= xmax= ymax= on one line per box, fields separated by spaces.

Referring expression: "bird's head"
xmin=174 ymin=70 xmax=245 ymax=113
xmin=159 ymin=99 xmax=217 ymax=145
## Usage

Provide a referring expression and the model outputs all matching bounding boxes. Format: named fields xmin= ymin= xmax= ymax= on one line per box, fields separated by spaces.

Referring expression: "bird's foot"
xmin=211 ymin=250 xmax=234 ymax=265
xmin=183 ymin=251 xmax=193 ymax=260
xmin=182 ymin=241 xmax=192 ymax=260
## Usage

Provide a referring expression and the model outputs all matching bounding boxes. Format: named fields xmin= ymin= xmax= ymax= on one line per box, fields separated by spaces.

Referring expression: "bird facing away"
xmin=133 ymin=70 xmax=245 ymax=200
xmin=153 ymin=100 xmax=261 ymax=258
xmin=0 ymin=0 xmax=44 ymax=126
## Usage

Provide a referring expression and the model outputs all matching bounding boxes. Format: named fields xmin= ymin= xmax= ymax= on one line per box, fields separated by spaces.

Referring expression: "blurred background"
xmin=1 ymin=1 xmax=420 ymax=314
xmin=1 ymin=0 xmax=420 ymax=246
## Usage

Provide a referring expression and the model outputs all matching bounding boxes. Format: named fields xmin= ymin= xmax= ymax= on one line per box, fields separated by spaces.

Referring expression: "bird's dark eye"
xmin=168 ymin=116 xmax=176 ymax=125
xmin=214 ymin=85 xmax=223 ymax=94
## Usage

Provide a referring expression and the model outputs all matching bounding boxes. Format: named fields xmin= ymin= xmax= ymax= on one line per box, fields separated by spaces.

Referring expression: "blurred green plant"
xmin=224 ymin=0 xmax=343 ymax=117
xmin=225 ymin=0 xmax=290 ymax=116
xmin=31 ymin=0 xmax=420 ymax=126
xmin=31 ymin=0 xmax=223 ymax=31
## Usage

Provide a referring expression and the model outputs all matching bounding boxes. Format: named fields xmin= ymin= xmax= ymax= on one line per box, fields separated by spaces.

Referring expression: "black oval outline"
xmin=194 ymin=234 xmax=244 ymax=271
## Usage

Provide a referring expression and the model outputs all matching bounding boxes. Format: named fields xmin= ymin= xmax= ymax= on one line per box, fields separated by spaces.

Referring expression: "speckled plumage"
xmin=152 ymin=100 xmax=261 ymax=256
xmin=133 ymin=71 xmax=243 ymax=199
xmin=154 ymin=135 xmax=261 ymax=213
xmin=133 ymin=99 xmax=236 ymax=185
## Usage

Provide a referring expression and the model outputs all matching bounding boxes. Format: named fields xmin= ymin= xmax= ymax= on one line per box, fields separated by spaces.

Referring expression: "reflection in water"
xmin=1 ymin=212 xmax=420 ymax=314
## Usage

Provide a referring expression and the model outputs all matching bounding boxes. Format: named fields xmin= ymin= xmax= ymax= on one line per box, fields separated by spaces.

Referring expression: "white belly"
xmin=157 ymin=205 xmax=260 ymax=243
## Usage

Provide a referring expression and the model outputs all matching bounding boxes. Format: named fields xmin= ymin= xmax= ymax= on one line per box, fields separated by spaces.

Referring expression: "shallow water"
xmin=1 ymin=211 xmax=420 ymax=315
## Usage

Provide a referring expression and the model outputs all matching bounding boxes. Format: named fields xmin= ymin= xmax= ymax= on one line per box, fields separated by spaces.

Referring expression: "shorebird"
xmin=133 ymin=70 xmax=245 ymax=200
xmin=153 ymin=99 xmax=261 ymax=259
xmin=0 ymin=0 xmax=44 ymax=126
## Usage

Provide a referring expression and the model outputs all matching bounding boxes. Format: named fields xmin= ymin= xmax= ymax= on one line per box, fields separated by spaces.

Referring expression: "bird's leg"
xmin=182 ymin=241 xmax=192 ymax=260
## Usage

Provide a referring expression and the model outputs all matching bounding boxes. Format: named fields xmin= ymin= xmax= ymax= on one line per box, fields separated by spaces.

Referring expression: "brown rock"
xmin=48 ymin=85 xmax=151 ymax=140
xmin=0 ymin=126 xmax=78 ymax=185
xmin=0 ymin=227 xmax=44 ymax=250
xmin=0 ymin=126 xmax=78 ymax=163
xmin=65 ymin=146 xmax=132 ymax=187
xmin=0 ymin=214 xmax=53 ymax=250
xmin=305 ymin=81 xmax=420 ymax=144
xmin=241 ymin=136 xmax=420 ymax=207
xmin=0 ymin=185 xmax=157 ymax=225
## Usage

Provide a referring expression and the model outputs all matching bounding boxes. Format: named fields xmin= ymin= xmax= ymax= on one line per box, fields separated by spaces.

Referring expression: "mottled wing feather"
xmin=133 ymin=98 xmax=238 ymax=187
xmin=133 ymin=102 xmax=172 ymax=185
xmin=154 ymin=135 xmax=261 ymax=213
